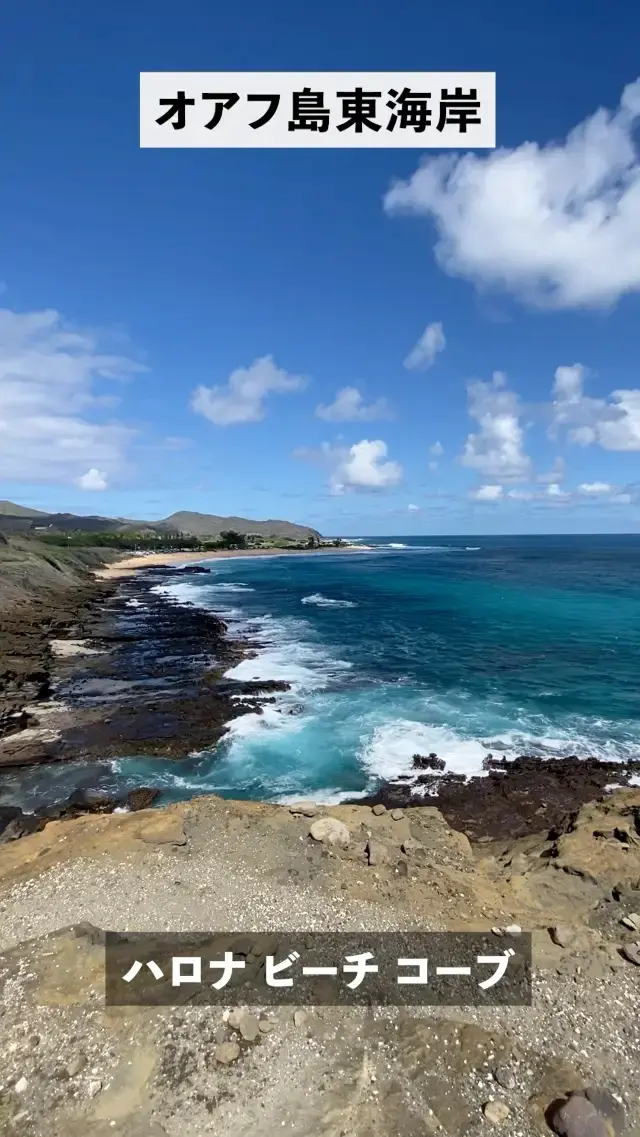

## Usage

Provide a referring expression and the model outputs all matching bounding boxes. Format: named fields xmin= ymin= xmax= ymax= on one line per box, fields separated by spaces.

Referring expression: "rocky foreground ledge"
xmin=0 ymin=789 xmax=639 ymax=1136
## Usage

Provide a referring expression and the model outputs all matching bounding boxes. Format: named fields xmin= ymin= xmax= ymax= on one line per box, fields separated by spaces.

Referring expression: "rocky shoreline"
xmin=3 ymin=559 xmax=640 ymax=849
xmin=0 ymin=565 xmax=289 ymax=830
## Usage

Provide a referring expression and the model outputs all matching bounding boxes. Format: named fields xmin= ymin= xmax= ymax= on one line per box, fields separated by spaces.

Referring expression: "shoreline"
xmin=93 ymin=544 xmax=373 ymax=579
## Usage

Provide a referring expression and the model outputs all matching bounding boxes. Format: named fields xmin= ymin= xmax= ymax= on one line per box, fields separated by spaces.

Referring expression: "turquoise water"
xmin=113 ymin=535 xmax=640 ymax=803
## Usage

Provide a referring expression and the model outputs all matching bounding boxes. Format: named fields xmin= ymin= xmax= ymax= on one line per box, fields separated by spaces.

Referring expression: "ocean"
xmin=109 ymin=534 xmax=640 ymax=804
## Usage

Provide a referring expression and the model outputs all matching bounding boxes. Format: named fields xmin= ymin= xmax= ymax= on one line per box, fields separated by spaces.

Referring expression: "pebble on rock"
xmin=309 ymin=817 xmax=350 ymax=848
xmin=620 ymin=914 xmax=640 ymax=931
xmin=239 ymin=1013 xmax=260 ymax=1042
xmin=293 ymin=1010 xmax=307 ymax=1027
xmin=13 ymin=1077 xmax=28 ymax=1095
xmin=504 ymin=924 xmax=522 ymax=935
xmin=214 ymin=1042 xmax=241 ymax=1065
xmin=483 ymin=1099 xmax=511 ymax=1124
xmin=493 ymin=1066 xmax=516 ymax=1090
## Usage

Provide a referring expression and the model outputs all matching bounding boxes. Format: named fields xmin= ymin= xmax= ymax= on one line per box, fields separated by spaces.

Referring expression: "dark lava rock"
xmin=412 ymin=753 xmax=446 ymax=771
xmin=0 ymin=805 xmax=44 ymax=843
xmin=345 ymin=755 xmax=640 ymax=842
xmin=176 ymin=566 xmax=211 ymax=575
xmin=126 ymin=787 xmax=161 ymax=811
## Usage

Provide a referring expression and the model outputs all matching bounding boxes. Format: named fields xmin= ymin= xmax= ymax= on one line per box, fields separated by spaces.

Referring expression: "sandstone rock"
xmin=289 ymin=802 xmax=318 ymax=817
xmin=87 ymin=1079 xmax=102 ymax=1098
xmin=309 ymin=817 xmax=350 ymax=848
xmin=620 ymin=914 xmax=640 ymax=930
xmin=372 ymin=804 xmax=387 ymax=816
xmin=504 ymin=924 xmax=522 ymax=935
xmin=239 ymin=1013 xmax=260 ymax=1042
xmin=401 ymin=838 xmax=423 ymax=855
xmin=550 ymin=925 xmax=576 ymax=948
xmin=258 ymin=1018 xmax=276 ymax=1034
xmin=214 ymin=1041 xmax=241 ymax=1065
xmin=483 ymin=1099 xmax=510 ymax=1124
xmin=550 ymin=1094 xmax=613 ymax=1136
xmin=366 ymin=841 xmax=387 ymax=866
xmin=293 ymin=1010 xmax=307 ymax=1027
xmin=390 ymin=809 xmax=404 ymax=821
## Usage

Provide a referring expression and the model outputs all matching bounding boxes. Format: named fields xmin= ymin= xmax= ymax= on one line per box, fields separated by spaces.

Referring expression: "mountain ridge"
xmin=0 ymin=501 xmax=322 ymax=541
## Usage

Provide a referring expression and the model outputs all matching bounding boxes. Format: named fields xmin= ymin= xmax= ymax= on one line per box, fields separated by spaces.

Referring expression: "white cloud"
xmin=384 ymin=78 xmax=640 ymax=310
xmin=76 ymin=467 xmax=108 ymax=491
xmin=429 ymin=440 xmax=444 ymax=456
xmin=191 ymin=355 xmax=306 ymax=426
xmin=546 ymin=482 xmax=570 ymax=500
xmin=471 ymin=484 xmax=503 ymax=501
xmin=404 ymin=322 xmax=445 ymax=370
xmin=579 ymin=481 xmax=614 ymax=495
xmin=408 ymin=503 xmax=421 ymax=512
xmin=0 ymin=306 xmax=143 ymax=485
xmin=507 ymin=488 xmax=534 ymax=501
xmin=551 ymin=364 xmax=640 ymax=451
xmin=295 ymin=438 xmax=402 ymax=494
xmin=461 ymin=371 xmax=532 ymax=481
xmin=315 ymin=386 xmax=391 ymax=422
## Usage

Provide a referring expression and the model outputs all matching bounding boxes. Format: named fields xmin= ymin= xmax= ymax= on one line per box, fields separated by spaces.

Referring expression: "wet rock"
xmin=214 ymin=1042 xmax=240 ymax=1065
xmin=126 ymin=787 xmax=160 ymax=811
xmin=483 ymin=1099 xmax=510 ymax=1124
xmin=0 ymin=806 xmax=43 ymax=843
xmin=412 ymin=753 xmax=446 ymax=771
xmin=346 ymin=755 xmax=640 ymax=841
xmin=309 ymin=817 xmax=350 ymax=848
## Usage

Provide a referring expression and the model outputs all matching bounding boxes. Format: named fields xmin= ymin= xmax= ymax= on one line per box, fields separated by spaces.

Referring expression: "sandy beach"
xmin=93 ymin=543 xmax=372 ymax=579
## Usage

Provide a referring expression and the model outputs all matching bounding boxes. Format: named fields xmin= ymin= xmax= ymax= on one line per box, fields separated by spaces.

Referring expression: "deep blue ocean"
xmin=112 ymin=534 xmax=640 ymax=804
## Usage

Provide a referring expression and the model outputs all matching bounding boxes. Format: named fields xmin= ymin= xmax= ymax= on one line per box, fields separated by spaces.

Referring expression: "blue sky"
xmin=1 ymin=0 xmax=639 ymax=536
